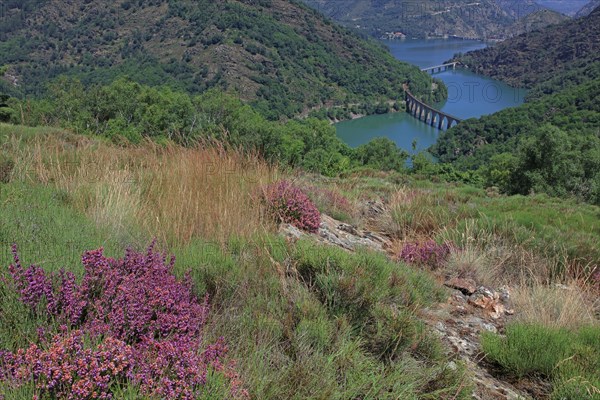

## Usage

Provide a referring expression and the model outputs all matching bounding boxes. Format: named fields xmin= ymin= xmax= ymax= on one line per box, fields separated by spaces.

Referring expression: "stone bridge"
xmin=404 ymin=87 xmax=461 ymax=130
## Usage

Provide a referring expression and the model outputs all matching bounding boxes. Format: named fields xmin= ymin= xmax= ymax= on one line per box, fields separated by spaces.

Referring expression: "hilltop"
xmin=0 ymin=0 xmax=440 ymax=120
xmin=301 ymin=0 xmax=567 ymax=40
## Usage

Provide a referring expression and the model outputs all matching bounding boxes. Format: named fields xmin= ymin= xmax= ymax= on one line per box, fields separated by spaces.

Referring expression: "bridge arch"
xmin=404 ymin=88 xmax=462 ymax=130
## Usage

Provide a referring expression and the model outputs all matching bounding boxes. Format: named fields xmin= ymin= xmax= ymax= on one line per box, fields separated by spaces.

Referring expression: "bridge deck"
xmin=421 ymin=62 xmax=458 ymax=72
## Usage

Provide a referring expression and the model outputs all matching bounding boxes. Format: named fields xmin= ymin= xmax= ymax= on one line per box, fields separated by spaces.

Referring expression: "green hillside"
xmin=0 ymin=0 xmax=442 ymax=120
xmin=454 ymin=7 xmax=600 ymax=88
xmin=433 ymin=8 xmax=600 ymax=204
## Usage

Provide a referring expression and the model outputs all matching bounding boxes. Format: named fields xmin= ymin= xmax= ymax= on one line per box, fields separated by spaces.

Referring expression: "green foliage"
xmin=432 ymin=80 xmax=600 ymax=204
xmin=0 ymin=0 xmax=442 ymax=121
xmin=14 ymin=78 xmax=410 ymax=177
xmin=481 ymin=152 xmax=517 ymax=192
xmin=0 ymin=94 xmax=15 ymax=123
xmin=482 ymin=323 xmax=600 ymax=398
xmin=354 ymin=137 xmax=409 ymax=172
xmin=510 ymin=124 xmax=600 ymax=201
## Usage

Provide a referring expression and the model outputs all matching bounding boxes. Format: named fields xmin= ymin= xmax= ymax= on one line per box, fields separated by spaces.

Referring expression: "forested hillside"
xmin=432 ymin=79 xmax=600 ymax=202
xmin=433 ymin=8 xmax=600 ymax=204
xmin=301 ymin=0 xmax=566 ymax=39
xmin=455 ymin=7 xmax=600 ymax=88
xmin=0 ymin=0 xmax=441 ymax=120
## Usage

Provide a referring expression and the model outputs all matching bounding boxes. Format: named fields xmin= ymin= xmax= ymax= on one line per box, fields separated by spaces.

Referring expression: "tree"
xmin=354 ymin=137 xmax=408 ymax=172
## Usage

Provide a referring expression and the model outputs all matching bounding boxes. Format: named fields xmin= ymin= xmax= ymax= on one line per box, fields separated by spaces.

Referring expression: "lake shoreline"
xmin=335 ymin=38 xmax=527 ymax=151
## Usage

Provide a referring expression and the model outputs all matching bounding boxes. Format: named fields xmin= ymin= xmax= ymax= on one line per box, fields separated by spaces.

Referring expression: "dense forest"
xmin=0 ymin=0 xmax=443 ymax=120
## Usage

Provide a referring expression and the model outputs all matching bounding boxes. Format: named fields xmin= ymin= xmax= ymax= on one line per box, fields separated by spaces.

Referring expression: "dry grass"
xmin=438 ymin=221 xmax=599 ymax=328
xmin=384 ymin=187 xmax=477 ymax=240
xmin=511 ymin=282 xmax=598 ymax=330
xmin=439 ymin=220 xmax=573 ymax=287
xmin=10 ymin=133 xmax=278 ymax=246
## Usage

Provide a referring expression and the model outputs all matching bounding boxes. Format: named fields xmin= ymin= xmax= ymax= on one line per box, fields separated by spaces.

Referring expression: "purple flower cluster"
xmin=399 ymin=240 xmax=453 ymax=269
xmin=2 ymin=243 xmax=248 ymax=399
xmin=264 ymin=180 xmax=321 ymax=233
xmin=1 ymin=330 xmax=131 ymax=399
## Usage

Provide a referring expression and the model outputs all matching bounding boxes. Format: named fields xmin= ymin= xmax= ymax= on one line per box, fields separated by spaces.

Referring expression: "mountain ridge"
xmin=301 ymin=0 xmax=568 ymax=40
xmin=575 ymin=0 xmax=600 ymax=17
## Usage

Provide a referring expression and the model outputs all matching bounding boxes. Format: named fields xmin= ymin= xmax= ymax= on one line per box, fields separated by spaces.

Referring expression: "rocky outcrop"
xmin=279 ymin=214 xmax=391 ymax=252
xmin=425 ymin=285 xmax=527 ymax=399
xmin=279 ymin=213 xmax=530 ymax=399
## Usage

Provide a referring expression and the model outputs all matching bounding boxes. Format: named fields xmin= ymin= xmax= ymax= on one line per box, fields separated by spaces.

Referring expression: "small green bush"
xmin=482 ymin=323 xmax=600 ymax=398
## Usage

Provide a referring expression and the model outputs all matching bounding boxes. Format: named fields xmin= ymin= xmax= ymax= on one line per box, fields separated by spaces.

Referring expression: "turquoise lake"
xmin=335 ymin=38 xmax=528 ymax=152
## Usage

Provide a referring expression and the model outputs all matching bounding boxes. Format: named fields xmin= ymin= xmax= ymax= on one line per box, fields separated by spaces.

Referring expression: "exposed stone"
xmin=445 ymin=277 xmax=477 ymax=295
xmin=498 ymin=285 xmax=511 ymax=302
xmin=279 ymin=214 xmax=391 ymax=253
xmin=468 ymin=287 xmax=507 ymax=319
xmin=482 ymin=322 xmax=498 ymax=333
xmin=279 ymin=223 xmax=303 ymax=241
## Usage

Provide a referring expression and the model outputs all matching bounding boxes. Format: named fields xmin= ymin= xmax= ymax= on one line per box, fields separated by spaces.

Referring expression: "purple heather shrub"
xmin=399 ymin=240 xmax=453 ymax=269
xmin=2 ymin=243 xmax=248 ymax=399
xmin=1 ymin=330 xmax=132 ymax=399
xmin=264 ymin=180 xmax=321 ymax=233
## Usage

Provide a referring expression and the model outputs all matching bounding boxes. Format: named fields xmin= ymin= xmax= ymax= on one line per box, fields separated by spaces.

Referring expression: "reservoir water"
xmin=335 ymin=39 xmax=528 ymax=152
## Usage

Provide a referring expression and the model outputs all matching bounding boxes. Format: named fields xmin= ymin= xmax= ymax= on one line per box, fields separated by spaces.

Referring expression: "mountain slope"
xmin=505 ymin=9 xmax=569 ymax=37
xmin=0 ymin=0 xmax=440 ymax=119
xmin=575 ymin=0 xmax=600 ymax=17
xmin=536 ymin=0 xmax=591 ymax=16
xmin=301 ymin=0 xmax=564 ymax=40
xmin=455 ymin=7 xmax=600 ymax=88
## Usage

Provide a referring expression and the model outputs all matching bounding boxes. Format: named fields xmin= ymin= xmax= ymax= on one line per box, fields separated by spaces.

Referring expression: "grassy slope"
xmin=1 ymin=124 xmax=599 ymax=398
xmin=0 ymin=124 xmax=469 ymax=398
xmin=0 ymin=0 xmax=439 ymax=119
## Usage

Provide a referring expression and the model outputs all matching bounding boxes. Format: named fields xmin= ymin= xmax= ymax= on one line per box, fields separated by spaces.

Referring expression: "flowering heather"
xmin=399 ymin=240 xmax=453 ymax=269
xmin=264 ymin=180 xmax=321 ymax=233
xmin=1 ymin=243 xmax=248 ymax=399
xmin=1 ymin=330 xmax=131 ymax=399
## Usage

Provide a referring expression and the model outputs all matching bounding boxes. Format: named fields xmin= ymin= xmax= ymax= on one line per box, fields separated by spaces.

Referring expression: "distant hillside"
xmin=455 ymin=7 xmax=600 ymax=88
xmin=507 ymin=9 xmax=569 ymax=37
xmin=0 ymin=0 xmax=441 ymax=120
xmin=536 ymin=0 xmax=591 ymax=16
xmin=576 ymin=0 xmax=600 ymax=17
xmin=301 ymin=0 xmax=564 ymax=40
